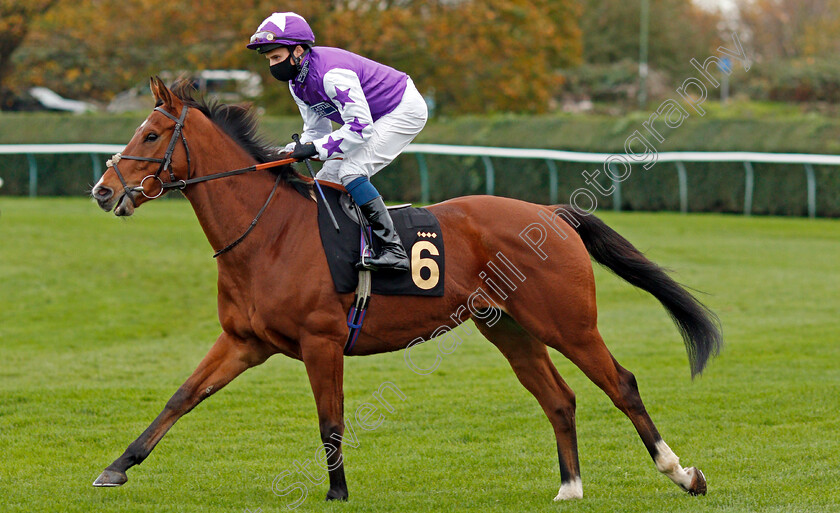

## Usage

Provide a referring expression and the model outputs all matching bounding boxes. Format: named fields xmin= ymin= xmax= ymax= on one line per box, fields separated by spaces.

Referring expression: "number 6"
xmin=411 ymin=241 xmax=440 ymax=290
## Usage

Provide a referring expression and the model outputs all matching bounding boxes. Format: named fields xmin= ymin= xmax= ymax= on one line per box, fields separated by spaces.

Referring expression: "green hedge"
xmin=2 ymin=110 xmax=840 ymax=216
xmin=730 ymin=58 xmax=840 ymax=104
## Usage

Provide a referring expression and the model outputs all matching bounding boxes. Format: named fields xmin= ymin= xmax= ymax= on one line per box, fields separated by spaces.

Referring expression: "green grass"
xmin=1 ymin=198 xmax=839 ymax=513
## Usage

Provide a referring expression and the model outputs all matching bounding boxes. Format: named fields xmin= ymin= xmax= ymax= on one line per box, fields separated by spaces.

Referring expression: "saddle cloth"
xmin=316 ymin=183 xmax=445 ymax=296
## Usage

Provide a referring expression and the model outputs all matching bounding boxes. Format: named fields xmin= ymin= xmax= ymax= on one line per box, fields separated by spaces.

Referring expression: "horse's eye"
xmin=145 ymin=133 xmax=159 ymax=142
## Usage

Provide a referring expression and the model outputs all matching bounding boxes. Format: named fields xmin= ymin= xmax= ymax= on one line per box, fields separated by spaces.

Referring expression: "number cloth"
xmin=316 ymin=184 xmax=445 ymax=296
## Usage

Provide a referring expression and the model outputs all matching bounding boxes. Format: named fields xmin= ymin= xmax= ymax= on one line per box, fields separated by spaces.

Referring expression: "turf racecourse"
xmin=1 ymin=197 xmax=838 ymax=513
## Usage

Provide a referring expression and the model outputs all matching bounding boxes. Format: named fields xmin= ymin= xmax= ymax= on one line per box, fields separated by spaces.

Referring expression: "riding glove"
xmin=290 ymin=142 xmax=317 ymax=160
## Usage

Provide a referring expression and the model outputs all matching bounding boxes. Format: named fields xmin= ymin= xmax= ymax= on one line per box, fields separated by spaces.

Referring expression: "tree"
xmin=731 ymin=0 xmax=840 ymax=103
xmin=13 ymin=0 xmax=264 ymax=101
xmin=0 ymin=0 xmax=59 ymax=107
xmin=322 ymin=0 xmax=581 ymax=114
xmin=9 ymin=0 xmax=581 ymax=114
xmin=579 ymin=0 xmax=723 ymax=75
xmin=736 ymin=0 xmax=840 ymax=60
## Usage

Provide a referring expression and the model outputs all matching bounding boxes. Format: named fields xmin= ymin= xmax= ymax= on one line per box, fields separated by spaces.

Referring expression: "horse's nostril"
xmin=95 ymin=187 xmax=113 ymax=200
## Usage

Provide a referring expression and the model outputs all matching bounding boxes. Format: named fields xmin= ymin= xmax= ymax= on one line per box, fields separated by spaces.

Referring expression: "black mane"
xmin=169 ymin=79 xmax=305 ymax=185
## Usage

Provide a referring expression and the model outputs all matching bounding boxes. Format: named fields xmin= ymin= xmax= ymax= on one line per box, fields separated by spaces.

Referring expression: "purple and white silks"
xmin=285 ymin=47 xmax=411 ymax=165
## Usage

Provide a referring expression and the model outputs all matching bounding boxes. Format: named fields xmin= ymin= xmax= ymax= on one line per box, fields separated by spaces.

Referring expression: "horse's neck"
xmin=181 ymin=136 xmax=309 ymax=259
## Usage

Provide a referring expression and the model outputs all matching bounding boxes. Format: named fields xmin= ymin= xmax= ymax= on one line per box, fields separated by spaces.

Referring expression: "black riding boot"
xmin=358 ymin=196 xmax=410 ymax=271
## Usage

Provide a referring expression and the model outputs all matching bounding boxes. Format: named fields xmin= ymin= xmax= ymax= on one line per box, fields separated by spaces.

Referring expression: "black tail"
xmin=557 ymin=206 xmax=722 ymax=377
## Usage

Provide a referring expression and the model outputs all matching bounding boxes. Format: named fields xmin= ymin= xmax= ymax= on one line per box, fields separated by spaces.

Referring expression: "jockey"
xmin=247 ymin=12 xmax=428 ymax=272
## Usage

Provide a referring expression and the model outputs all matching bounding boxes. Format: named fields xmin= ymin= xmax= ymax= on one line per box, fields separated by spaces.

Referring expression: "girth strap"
xmin=344 ymin=216 xmax=374 ymax=355
xmin=345 ymin=269 xmax=371 ymax=355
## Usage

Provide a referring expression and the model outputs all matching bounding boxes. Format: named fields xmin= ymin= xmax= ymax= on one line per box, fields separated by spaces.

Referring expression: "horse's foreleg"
xmin=300 ymin=336 xmax=348 ymax=501
xmin=93 ymin=332 xmax=271 ymax=487
xmin=474 ymin=315 xmax=583 ymax=501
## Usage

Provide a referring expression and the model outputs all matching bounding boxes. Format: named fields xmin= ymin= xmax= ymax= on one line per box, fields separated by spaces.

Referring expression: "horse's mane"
xmin=169 ymin=79 xmax=306 ymax=186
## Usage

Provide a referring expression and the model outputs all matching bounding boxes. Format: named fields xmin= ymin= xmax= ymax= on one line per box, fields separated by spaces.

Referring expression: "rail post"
xmin=91 ymin=153 xmax=103 ymax=183
xmin=743 ymin=161 xmax=754 ymax=216
xmin=546 ymin=159 xmax=559 ymax=204
xmin=27 ymin=153 xmax=38 ymax=198
xmin=675 ymin=161 xmax=688 ymax=214
xmin=804 ymin=163 xmax=816 ymax=219
xmin=608 ymin=160 xmax=621 ymax=212
xmin=481 ymin=155 xmax=495 ymax=196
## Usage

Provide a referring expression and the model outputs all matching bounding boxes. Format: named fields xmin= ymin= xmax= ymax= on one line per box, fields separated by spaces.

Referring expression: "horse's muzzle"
xmin=113 ymin=191 xmax=136 ymax=216
xmin=92 ymin=184 xmax=115 ymax=212
xmin=92 ymin=184 xmax=137 ymax=216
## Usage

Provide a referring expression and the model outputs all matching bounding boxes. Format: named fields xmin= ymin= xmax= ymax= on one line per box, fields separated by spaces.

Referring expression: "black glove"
xmin=290 ymin=142 xmax=318 ymax=160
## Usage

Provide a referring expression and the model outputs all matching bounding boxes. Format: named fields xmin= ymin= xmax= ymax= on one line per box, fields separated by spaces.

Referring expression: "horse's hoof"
xmin=325 ymin=489 xmax=348 ymax=501
xmin=553 ymin=478 xmax=583 ymax=500
xmin=685 ymin=467 xmax=707 ymax=496
xmin=93 ymin=469 xmax=128 ymax=487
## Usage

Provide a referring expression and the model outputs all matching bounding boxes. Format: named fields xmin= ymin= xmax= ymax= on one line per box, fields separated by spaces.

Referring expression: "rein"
xmin=109 ymin=104 xmax=298 ymax=258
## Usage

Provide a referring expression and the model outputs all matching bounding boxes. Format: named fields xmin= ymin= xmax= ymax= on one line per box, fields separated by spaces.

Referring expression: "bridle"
xmin=111 ymin=105 xmax=192 ymax=201
xmin=109 ymin=104 xmax=297 ymax=257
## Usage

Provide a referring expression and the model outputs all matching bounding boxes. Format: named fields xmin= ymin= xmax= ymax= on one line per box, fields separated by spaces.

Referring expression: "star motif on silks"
xmin=323 ymin=136 xmax=344 ymax=157
xmin=348 ymin=117 xmax=369 ymax=137
xmin=332 ymin=86 xmax=355 ymax=109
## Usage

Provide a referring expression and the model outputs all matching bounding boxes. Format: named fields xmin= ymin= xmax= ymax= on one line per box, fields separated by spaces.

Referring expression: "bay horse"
xmin=90 ymin=78 xmax=721 ymax=501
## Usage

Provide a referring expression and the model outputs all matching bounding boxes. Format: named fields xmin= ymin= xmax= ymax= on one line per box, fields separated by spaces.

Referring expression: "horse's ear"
xmin=150 ymin=76 xmax=173 ymax=107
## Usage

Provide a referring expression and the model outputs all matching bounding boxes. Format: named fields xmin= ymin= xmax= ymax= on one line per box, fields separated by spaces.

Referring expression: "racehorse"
xmin=90 ymin=77 xmax=722 ymax=501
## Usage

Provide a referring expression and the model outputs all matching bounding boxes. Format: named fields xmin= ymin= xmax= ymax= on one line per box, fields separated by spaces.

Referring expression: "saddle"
xmin=315 ymin=182 xmax=445 ymax=297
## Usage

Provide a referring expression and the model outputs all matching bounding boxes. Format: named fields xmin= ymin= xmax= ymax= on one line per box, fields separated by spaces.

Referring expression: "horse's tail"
xmin=556 ymin=205 xmax=722 ymax=378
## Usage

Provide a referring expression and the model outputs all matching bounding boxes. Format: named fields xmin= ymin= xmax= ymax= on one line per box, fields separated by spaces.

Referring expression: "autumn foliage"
xmin=4 ymin=0 xmax=581 ymax=114
xmin=0 ymin=0 xmax=60 ymax=106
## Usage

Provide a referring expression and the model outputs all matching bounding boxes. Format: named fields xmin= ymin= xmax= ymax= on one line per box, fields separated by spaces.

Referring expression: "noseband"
xmin=110 ymin=105 xmax=192 ymax=202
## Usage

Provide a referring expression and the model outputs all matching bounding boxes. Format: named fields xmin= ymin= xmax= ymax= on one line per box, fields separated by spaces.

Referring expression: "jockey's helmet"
xmin=247 ymin=12 xmax=315 ymax=54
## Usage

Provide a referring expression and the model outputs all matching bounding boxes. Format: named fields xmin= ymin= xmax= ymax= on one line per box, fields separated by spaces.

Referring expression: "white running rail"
xmin=3 ymin=143 xmax=839 ymax=217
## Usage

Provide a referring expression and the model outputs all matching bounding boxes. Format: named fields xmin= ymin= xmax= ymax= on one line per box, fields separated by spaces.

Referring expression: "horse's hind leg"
xmin=474 ymin=314 xmax=583 ymax=500
xmin=543 ymin=323 xmax=707 ymax=496
xmin=93 ymin=332 xmax=272 ymax=487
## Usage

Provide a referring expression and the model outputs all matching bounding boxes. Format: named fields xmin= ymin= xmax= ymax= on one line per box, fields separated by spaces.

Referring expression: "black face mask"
xmin=270 ymin=54 xmax=300 ymax=82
